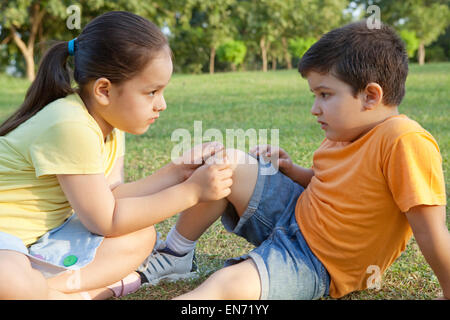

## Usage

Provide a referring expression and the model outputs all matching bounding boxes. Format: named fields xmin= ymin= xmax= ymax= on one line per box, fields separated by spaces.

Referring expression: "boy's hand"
xmin=185 ymin=153 xmax=233 ymax=203
xmin=250 ymin=144 xmax=294 ymax=175
xmin=173 ymin=142 xmax=224 ymax=181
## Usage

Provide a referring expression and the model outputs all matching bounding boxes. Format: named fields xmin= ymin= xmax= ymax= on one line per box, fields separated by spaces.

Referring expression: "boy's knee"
xmin=209 ymin=266 xmax=240 ymax=297
xmin=206 ymin=148 xmax=257 ymax=169
xmin=210 ymin=260 xmax=261 ymax=299
xmin=226 ymin=148 xmax=258 ymax=168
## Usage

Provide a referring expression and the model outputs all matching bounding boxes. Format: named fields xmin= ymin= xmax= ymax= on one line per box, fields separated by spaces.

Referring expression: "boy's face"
xmin=307 ymin=71 xmax=376 ymax=142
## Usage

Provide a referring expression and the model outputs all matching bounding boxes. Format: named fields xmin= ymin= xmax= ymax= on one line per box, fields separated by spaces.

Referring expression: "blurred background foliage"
xmin=0 ymin=0 xmax=449 ymax=80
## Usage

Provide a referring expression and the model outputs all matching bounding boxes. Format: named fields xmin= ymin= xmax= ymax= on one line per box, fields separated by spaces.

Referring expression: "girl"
xmin=0 ymin=11 xmax=232 ymax=300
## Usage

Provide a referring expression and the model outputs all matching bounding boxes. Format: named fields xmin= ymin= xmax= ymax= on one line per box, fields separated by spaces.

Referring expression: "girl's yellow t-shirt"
xmin=0 ymin=93 xmax=125 ymax=246
xmin=296 ymin=114 xmax=446 ymax=298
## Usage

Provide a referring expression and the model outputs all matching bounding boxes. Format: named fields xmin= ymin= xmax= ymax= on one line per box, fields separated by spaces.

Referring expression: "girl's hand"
xmin=250 ymin=144 xmax=294 ymax=175
xmin=185 ymin=153 xmax=233 ymax=203
xmin=173 ymin=142 xmax=224 ymax=181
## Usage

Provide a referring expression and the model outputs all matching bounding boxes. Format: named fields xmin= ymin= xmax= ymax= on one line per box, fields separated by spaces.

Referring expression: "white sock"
xmin=165 ymin=226 xmax=197 ymax=256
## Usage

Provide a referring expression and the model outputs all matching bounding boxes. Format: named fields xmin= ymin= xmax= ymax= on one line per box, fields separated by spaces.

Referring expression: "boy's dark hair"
xmin=298 ymin=20 xmax=408 ymax=107
xmin=0 ymin=11 xmax=170 ymax=136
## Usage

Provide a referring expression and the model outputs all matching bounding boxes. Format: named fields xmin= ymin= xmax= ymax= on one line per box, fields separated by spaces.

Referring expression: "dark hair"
xmin=0 ymin=11 xmax=170 ymax=136
xmin=298 ymin=20 xmax=408 ymax=106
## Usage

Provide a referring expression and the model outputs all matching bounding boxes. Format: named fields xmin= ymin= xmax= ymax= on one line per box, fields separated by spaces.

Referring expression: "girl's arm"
xmin=111 ymin=161 xmax=184 ymax=198
xmin=106 ymin=155 xmax=183 ymax=199
xmin=56 ymin=160 xmax=233 ymax=237
xmin=110 ymin=142 xmax=224 ymax=198
xmin=107 ymin=156 xmax=125 ymax=191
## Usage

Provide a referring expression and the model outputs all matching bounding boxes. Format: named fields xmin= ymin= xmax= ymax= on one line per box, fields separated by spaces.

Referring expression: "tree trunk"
xmin=260 ymin=36 xmax=268 ymax=72
xmin=418 ymin=41 xmax=425 ymax=65
xmin=9 ymin=2 xmax=45 ymax=81
xmin=24 ymin=51 xmax=36 ymax=81
xmin=209 ymin=46 xmax=216 ymax=74
xmin=272 ymin=56 xmax=277 ymax=70
xmin=11 ymin=26 xmax=35 ymax=81
xmin=281 ymin=37 xmax=292 ymax=69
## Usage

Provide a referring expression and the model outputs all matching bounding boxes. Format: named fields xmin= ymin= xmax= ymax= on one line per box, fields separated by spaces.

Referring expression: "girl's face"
xmin=106 ymin=48 xmax=173 ymax=135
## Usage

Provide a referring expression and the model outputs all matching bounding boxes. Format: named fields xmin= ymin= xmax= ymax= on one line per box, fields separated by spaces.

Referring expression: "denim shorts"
xmin=0 ymin=213 xmax=104 ymax=278
xmin=221 ymin=157 xmax=330 ymax=300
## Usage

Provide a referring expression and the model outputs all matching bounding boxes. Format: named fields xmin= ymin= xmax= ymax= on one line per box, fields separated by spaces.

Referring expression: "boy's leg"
xmin=138 ymin=149 xmax=259 ymax=284
xmin=175 ymin=149 xmax=259 ymax=242
xmin=174 ymin=259 xmax=261 ymax=300
xmin=171 ymin=151 xmax=265 ymax=300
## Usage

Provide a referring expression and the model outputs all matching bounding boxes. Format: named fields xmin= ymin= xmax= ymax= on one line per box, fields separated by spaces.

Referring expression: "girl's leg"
xmin=175 ymin=149 xmax=259 ymax=241
xmin=0 ymin=250 xmax=49 ymax=299
xmin=46 ymin=225 xmax=156 ymax=296
xmin=138 ymin=149 xmax=259 ymax=290
xmin=166 ymin=149 xmax=261 ymax=299
xmin=0 ymin=250 xmax=119 ymax=300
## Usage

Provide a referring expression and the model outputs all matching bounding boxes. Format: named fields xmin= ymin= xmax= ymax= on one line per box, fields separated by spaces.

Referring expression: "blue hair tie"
xmin=68 ymin=38 xmax=77 ymax=56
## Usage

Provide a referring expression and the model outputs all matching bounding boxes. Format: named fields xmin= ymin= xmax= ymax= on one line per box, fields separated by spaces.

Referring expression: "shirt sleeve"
xmin=30 ymin=121 xmax=105 ymax=178
xmin=384 ymin=132 xmax=446 ymax=212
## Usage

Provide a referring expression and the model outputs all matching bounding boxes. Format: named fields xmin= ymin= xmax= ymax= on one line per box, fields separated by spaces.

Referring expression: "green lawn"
xmin=0 ymin=62 xmax=448 ymax=300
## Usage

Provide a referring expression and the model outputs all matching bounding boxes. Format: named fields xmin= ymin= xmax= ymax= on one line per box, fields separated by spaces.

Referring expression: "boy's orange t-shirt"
xmin=296 ymin=114 xmax=446 ymax=298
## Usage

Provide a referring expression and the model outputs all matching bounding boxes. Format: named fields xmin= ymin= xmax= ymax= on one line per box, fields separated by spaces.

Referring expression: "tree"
xmin=405 ymin=1 xmax=450 ymax=65
xmin=186 ymin=0 xmax=238 ymax=74
xmin=354 ymin=0 xmax=450 ymax=65
xmin=238 ymin=0 xmax=281 ymax=72
xmin=0 ymin=0 xmax=62 ymax=80
xmin=0 ymin=0 xmax=176 ymax=80
xmin=399 ymin=30 xmax=419 ymax=58
xmin=280 ymin=0 xmax=350 ymax=69
xmin=217 ymin=40 xmax=247 ymax=71
xmin=288 ymin=37 xmax=317 ymax=59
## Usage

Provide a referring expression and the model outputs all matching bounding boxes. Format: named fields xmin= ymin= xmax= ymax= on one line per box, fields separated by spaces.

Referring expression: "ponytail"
xmin=0 ymin=41 xmax=75 ymax=136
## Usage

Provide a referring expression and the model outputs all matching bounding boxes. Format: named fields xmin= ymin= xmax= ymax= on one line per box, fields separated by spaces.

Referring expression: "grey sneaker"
xmin=137 ymin=239 xmax=198 ymax=286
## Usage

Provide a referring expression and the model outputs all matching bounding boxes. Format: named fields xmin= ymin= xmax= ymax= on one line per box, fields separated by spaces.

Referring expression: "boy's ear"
xmin=92 ymin=77 xmax=112 ymax=106
xmin=362 ymin=82 xmax=383 ymax=110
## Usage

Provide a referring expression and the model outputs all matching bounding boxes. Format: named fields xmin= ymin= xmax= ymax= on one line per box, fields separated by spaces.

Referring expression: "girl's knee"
xmin=0 ymin=251 xmax=48 ymax=299
xmin=143 ymin=225 xmax=157 ymax=251
xmin=134 ymin=225 xmax=156 ymax=258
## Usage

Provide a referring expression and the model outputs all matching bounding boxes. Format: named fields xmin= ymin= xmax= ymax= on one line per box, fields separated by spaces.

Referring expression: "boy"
xmin=139 ymin=21 xmax=449 ymax=299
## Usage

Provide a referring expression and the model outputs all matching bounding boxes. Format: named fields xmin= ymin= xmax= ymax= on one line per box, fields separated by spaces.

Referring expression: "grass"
xmin=0 ymin=62 xmax=448 ymax=300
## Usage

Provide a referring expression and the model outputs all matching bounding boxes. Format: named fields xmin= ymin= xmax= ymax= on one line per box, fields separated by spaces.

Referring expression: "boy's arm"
xmin=283 ymin=163 xmax=315 ymax=189
xmin=249 ymin=145 xmax=314 ymax=188
xmin=405 ymin=204 xmax=450 ymax=299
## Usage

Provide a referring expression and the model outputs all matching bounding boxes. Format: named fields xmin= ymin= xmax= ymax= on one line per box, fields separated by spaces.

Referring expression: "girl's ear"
xmin=92 ymin=78 xmax=112 ymax=106
xmin=362 ymin=82 xmax=383 ymax=110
